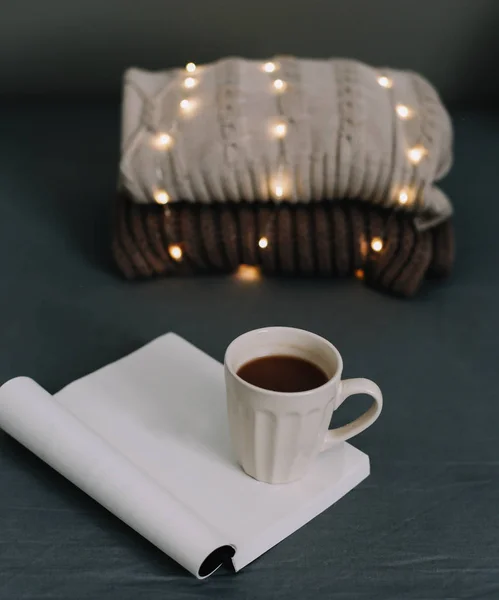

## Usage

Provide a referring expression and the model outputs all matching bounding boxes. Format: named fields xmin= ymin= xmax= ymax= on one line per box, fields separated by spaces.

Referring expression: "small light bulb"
xmin=263 ymin=61 xmax=276 ymax=73
xmin=154 ymin=189 xmax=170 ymax=205
xmin=396 ymin=104 xmax=412 ymax=119
xmin=398 ymin=188 xmax=409 ymax=205
xmin=274 ymin=184 xmax=284 ymax=199
xmin=407 ymin=145 xmax=426 ymax=164
xmin=377 ymin=75 xmax=393 ymax=88
xmin=273 ymin=79 xmax=286 ymax=92
xmin=169 ymin=244 xmax=183 ymax=261
xmin=235 ymin=264 xmax=261 ymax=281
xmin=371 ymin=237 xmax=384 ymax=252
xmin=184 ymin=76 xmax=197 ymax=89
xmin=180 ymin=99 xmax=192 ymax=112
xmin=258 ymin=237 xmax=269 ymax=249
xmin=273 ymin=122 xmax=287 ymax=138
xmin=186 ymin=62 xmax=196 ymax=73
xmin=355 ymin=268 xmax=365 ymax=280
xmin=153 ymin=132 xmax=173 ymax=150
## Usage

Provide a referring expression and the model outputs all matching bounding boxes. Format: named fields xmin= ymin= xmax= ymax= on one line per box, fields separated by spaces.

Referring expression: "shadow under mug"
xmin=224 ymin=327 xmax=383 ymax=484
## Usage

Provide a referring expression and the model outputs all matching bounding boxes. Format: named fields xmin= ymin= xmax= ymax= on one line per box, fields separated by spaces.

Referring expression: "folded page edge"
xmin=0 ymin=376 xmax=232 ymax=579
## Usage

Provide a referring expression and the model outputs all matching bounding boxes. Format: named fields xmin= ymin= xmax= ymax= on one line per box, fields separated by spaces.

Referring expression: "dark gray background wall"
xmin=2 ymin=0 xmax=498 ymax=106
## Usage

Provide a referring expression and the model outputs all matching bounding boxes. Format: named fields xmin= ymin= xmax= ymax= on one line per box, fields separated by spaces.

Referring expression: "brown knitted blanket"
xmin=113 ymin=192 xmax=453 ymax=296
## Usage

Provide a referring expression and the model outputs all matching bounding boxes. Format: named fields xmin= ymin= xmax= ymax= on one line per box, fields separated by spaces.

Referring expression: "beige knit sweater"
xmin=119 ymin=57 xmax=453 ymax=230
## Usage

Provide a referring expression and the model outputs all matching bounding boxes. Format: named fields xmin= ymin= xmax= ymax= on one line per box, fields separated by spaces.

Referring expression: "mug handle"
xmin=321 ymin=378 xmax=383 ymax=451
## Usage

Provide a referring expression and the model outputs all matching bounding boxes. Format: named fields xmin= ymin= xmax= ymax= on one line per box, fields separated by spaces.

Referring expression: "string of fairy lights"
xmin=149 ymin=61 xmax=428 ymax=280
xmin=151 ymin=62 xmax=200 ymax=262
xmin=257 ymin=60 xmax=289 ymax=251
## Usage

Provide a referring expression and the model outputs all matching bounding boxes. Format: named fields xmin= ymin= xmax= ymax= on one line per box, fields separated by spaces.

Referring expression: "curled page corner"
xmin=198 ymin=545 xmax=237 ymax=579
xmin=0 ymin=376 xmax=230 ymax=579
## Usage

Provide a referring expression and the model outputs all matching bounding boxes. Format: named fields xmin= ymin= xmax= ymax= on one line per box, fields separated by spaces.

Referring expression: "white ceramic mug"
xmin=224 ymin=327 xmax=383 ymax=484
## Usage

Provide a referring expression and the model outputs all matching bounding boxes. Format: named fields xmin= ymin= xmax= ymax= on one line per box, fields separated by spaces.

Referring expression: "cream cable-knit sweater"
xmin=119 ymin=57 xmax=453 ymax=230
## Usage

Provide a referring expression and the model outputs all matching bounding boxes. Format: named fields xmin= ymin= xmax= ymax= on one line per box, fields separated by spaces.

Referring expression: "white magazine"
xmin=0 ymin=333 xmax=369 ymax=578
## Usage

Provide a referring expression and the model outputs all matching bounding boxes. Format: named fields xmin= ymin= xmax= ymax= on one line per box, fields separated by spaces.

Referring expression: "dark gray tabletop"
xmin=1 ymin=102 xmax=498 ymax=599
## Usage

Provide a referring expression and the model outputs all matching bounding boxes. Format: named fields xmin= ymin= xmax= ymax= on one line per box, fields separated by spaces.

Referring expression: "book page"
xmin=54 ymin=333 xmax=369 ymax=572
xmin=0 ymin=377 xmax=231 ymax=578
xmin=0 ymin=334 xmax=369 ymax=577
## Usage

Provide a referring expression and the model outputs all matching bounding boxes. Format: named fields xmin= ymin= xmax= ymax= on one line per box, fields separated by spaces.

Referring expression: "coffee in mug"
xmin=224 ymin=327 xmax=383 ymax=484
xmin=237 ymin=355 xmax=329 ymax=393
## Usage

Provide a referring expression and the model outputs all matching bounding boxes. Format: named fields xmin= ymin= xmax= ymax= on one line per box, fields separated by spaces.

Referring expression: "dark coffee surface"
xmin=237 ymin=355 xmax=329 ymax=392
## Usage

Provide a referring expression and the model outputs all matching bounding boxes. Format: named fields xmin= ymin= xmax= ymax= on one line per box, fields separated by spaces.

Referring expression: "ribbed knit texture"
xmin=113 ymin=193 xmax=454 ymax=297
xmin=120 ymin=57 xmax=453 ymax=230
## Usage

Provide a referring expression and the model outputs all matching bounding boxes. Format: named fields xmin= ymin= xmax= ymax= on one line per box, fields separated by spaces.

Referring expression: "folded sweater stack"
xmin=114 ymin=57 xmax=454 ymax=295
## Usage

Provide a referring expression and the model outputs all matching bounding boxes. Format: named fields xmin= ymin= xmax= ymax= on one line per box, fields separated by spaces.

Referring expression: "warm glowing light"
xmin=396 ymin=104 xmax=412 ymax=119
xmin=263 ymin=62 xmax=276 ymax=73
xmin=355 ymin=269 xmax=365 ymax=280
xmin=154 ymin=189 xmax=170 ymax=204
xmin=153 ymin=132 xmax=173 ymax=150
xmin=184 ymin=76 xmax=197 ymax=89
xmin=180 ymin=99 xmax=192 ymax=111
xmin=273 ymin=122 xmax=287 ymax=138
xmin=186 ymin=62 xmax=196 ymax=73
xmin=407 ymin=145 xmax=427 ymax=164
xmin=273 ymin=79 xmax=286 ymax=92
xmin=271 ymin=167 xmax=287 ymax=199
xmin=258 ymin=237 xmax=269 ymax=249
xmin=371 ymin=237 xmax=384 ymax=252
xmin=377 ymin=75 xmax=393 ymax=88
xmin=235 ymin=264 xmax=261 ymax=281
xmin=398 ymin=188 xmax=410 ymax=205
xmin=168 ymin=244 xmax=183 ymax=260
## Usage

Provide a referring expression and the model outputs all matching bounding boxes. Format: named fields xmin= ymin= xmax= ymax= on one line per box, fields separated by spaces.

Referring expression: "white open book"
xmin=0 ymin=333 xmax=370 ymax=578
